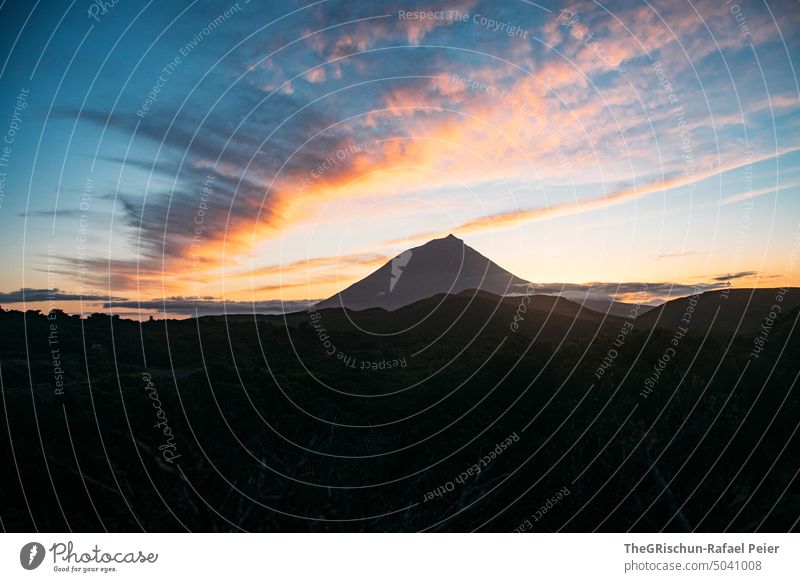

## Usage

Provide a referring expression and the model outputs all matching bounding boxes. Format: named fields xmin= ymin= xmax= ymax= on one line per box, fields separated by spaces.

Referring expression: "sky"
xmin=0 ymin=0 xmax=798 ymax=318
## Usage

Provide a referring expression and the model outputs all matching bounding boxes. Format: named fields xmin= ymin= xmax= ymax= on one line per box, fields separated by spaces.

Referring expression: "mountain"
xmin=314 ymin=236 xmax=798 ymax=329
xmin=316 ymin=234 xmax=530 ymax=311
xmin=309 ymin=288 xmax=626 ymax=339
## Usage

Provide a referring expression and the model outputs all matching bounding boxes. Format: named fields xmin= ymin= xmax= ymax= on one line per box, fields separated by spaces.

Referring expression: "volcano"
xmin=316 ymin=234 xmax=530 ymax=311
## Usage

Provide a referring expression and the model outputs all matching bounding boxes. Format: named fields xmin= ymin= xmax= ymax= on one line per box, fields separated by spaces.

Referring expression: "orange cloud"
xmin=304 ymin=67 xmax=327 ymax=83
xmin=231 ymin=251 xmax=387 ymax=280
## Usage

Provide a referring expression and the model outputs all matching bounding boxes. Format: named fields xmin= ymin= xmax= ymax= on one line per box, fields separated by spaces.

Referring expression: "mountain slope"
xmin=316 ymin=234 xmax=530 ymax=311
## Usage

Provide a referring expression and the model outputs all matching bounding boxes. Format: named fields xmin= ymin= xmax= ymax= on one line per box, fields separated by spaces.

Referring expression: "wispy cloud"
xmin=531 ymin=279 xmax=733 ymax=305
xmin=711 ymin=271 xmax=759 ymax=282
xmin=654 ymin=251 xmax=699 ymax=260
xmin=103 ymin=297 xmax=315 ymax=316
xmin=234 ymin=252 xmax=387 ymax=280
xmin=720 ymin=182 xmax=800 ymax=206
xmin=0 ymin=288 xmax=127 ymax=304
xmin=395 ymin=147 xmax=800 ymax=245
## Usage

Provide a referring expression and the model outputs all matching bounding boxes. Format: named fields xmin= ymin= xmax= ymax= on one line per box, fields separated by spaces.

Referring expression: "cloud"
xmin=42 ymin=0 xmax=800 ymax=306
xmin=301 ymin=0 xmax=479 ymax=54
xmin=17 ymin=209 xmax=101 ymax=219
xmin=655 ymin=251 xmax=700 ymax=260
xmin=234 ymin=252 xmax=387 ymax=279
xmin=58 ymin=93 xmax=349 ymax=294
xmin=394 ymin=147 xmax=800 ymax=245
xmin=0 ymin=288 xmax=127 ymax=304
xmin=711 ymin=271 xmax=758 ymax=282
xmin=103 ymin=297 xmax=315 ymax=316
xmin=528 ymin=279 xmax=731 ymax=305
xmin=253 ymin=273 xmax=349 ymax=294
xmin=720 ymin=183 xmax=800 ymax=206
xmin=40 ymin=257 xmax=184 ymax=295
xmin=304 ymin=67 xmax=327 ymax=83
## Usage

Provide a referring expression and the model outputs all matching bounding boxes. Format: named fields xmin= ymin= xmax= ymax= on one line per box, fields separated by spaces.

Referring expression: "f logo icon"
xmin=20 ymin=542 xmax=45 ymax=570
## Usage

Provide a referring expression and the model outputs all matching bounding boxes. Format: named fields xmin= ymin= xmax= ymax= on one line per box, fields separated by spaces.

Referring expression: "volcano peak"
xmin=316 ymin=235 xmax=529 ymax=311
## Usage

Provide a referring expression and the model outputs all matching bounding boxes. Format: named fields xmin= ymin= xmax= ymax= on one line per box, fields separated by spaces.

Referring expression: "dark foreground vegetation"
xmin=1 ymin=288 xmax=798 ymax=532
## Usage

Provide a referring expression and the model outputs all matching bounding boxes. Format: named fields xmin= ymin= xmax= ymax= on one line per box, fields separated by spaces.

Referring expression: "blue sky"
xmin=0 ymin=0 xmax=798 ymax=316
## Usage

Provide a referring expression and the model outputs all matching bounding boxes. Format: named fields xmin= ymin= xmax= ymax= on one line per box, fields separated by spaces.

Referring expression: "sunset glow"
xmin=1 ymin=0 xmax=798 ymax=317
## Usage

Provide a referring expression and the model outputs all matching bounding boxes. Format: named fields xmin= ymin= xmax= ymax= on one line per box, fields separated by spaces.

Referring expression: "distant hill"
xmin=313 ymin=285 xmax=800 ymax=340
xmin=558 ymin=296 xmax=657 ymax=318
xmin=637 ymin=288 xmax=800 ymax=335
xmin=310 ymin=288 xmax=627 ymax=341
